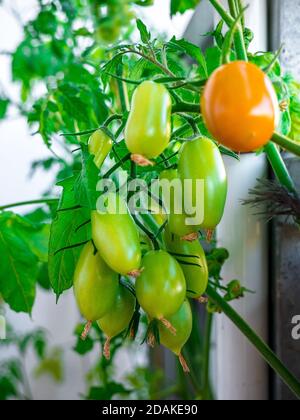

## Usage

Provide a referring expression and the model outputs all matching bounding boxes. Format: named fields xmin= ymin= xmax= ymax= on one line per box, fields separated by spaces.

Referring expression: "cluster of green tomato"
xmin=74 ymin=60 xmax=279 ymax=371
xmin=74 ymin=80 xmax=227 ymax=371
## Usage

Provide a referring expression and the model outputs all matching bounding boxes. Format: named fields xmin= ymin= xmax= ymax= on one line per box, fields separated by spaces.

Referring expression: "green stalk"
xmin=271 ymin=132 xmax=300 ymax=158
xmin=264 ymin=142 xmax=297 ymax=194
xmin=207 ymin=285 xmax=300 ymax=399
xmin=208 ymin=0 xmax=234 ymax=26
xmin=202 ymin=312 xmax=214 ymax=400
xmin=172 ymin=102 xmax=200 ymax=114
xmin=0 ymin=198 xmax=58 ymax=211
xmin=228 ymin=0 xmax=248 ymax=60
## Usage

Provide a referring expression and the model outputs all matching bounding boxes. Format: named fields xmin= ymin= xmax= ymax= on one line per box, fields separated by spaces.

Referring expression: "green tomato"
xmin=97 ymin=285 xmax=135 ymax=339
xmin=160 ymin=168 xmax=196 ymax=238
xmin=74 ymin=242 xmax=118 ymax=321
xmin=159 ymin=299 xmax=192 ymax=356
xmin=135 ymin=250 xmax=186 ymax=319
xmin=88 ymin=129 xmax=113 ymax=169
xmin=91 ymin=193 xmax=141 ymax=276
xmin=178 ymin=137 xmax=227 ymax=230
xmin=164 ymin=227 xmax=208 ymax=299
xmin=125 ymin=81 xmax=172 ymax=159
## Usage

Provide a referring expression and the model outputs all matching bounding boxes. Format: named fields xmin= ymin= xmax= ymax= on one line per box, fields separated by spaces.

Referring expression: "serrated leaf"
xmin=168 ymin=37 xmax=207 ymax=78
xmin=136 ymin=19 xmax=151 ymax=44
xmin=48 ymin=176 xmax=91 ymax=298
xmin=0 ymin=212 xmax=39 ymax=314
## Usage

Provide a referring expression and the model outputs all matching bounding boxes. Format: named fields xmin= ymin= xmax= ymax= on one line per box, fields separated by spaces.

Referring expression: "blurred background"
xmin=0 ymin=0 xmax=299 ymax=400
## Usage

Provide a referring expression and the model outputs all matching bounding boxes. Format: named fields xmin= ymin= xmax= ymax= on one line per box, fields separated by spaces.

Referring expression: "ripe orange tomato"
xmin=201 ymin=61 xmax=279 ymax=153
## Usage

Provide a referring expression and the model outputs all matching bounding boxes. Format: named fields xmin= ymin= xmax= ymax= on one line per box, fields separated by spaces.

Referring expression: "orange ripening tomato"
xmin=201 ymin=61 xmax=279 ymax=153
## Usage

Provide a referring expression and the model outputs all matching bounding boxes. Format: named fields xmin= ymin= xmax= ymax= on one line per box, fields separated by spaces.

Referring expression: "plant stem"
xmin=207 ymin=285 xmax=300 ymax=399
xmin=0 ymin=198 xmax=58 ymax=211
xmin=264 ymin=142 xmax=297 ymax=194
xmin=209 ymin=0 xmax=234 ymax=26
xmin=172 ymin=102 xmax=200 ymax=114
xmin=202 ymin=312 xmax=214 ymax=400
xmin=271 ymin=132 xmax=300 ymax=158
xmin=228 ymin=0 xmax=248 ymax=60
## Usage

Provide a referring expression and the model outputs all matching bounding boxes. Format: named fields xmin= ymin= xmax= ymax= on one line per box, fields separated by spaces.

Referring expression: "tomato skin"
xmin=164 ymin=228 xmax=208 ymax=299
xmin=73 ymin=242 xmax=118 ymax=321
xmin=97 ymin=285 xmax=135 ymax=339
xmin=178 ymin=137 xmax=227 ymax=230
xmin=135 ymin=250 xmax=186 ymax=319
xmin=91 ymin=193 xmax=141 ymax=276
xmin=125 ymin=81 xmax=172 ymax=159
xmin=160 ymin=169 xmax=196 ymax=237
xmin=159 ymin=300 xmax=192 ymax=356
xmin=88 ymin=129 xmax=113 ymax=169
xmin=201 ymin=61 xmax=279 ymax=152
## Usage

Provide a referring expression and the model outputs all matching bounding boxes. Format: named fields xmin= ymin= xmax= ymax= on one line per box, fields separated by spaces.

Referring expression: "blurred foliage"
xmin=0 ymin=322 xmax=63 ymax=400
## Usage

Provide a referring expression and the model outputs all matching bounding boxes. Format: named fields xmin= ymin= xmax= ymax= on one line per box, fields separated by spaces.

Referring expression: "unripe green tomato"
xmin=159 ymin=300 xmax=192 ymax=356
xmin=88 ymin=129 xmax=113 ymax=169
xmin=73 ymin=242 xmax=118 ymax=321
xmin=164 ymin=227 xmax=208 ymax=299
xmin=91 ymin=193 xmax=141 ymax=276
xmin=135 ymin=250 xmax=186 ymax=319
xmin=178 ymin=137 xmax=227 ymax=230
xmin=97 ymin=285 xmax=135 ymax=339
xmin=125 ymin=81 xmax=172 ymax=159
xmin=160 ymin=168 xmax=196 ymax=238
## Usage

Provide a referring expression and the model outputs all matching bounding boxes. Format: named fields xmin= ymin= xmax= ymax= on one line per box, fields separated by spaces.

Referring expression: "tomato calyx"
xmin=181 ymin=232 xmax=199 ymax=242
xmin=127 ymin=268 xmax=144 ymax=278
xmin=179 ymin=353 xmax=190 ymax=374
xmin=131 ymin=154 xmax=154 ymax=167
xmin=81 ymin=320 xmax=92 ymax=341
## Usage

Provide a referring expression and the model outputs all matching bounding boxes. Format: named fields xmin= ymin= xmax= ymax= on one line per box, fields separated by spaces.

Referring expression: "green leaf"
xmin=167 ymin=37 xmax=207 ymax=78
xmin=136 ymin=19 xmax=151 ymax=44
xmin=48 ymin=176 xmax=91 ymax=298
xmin=0 ymin=212 xmax=39 ymax=314
xmin=170 ymin=0 xmax=199 ymax=16
xmin=74 ymin=146 xmax=100 ymax=209
xmin=0 ymin=98 xmax=9 ymax=120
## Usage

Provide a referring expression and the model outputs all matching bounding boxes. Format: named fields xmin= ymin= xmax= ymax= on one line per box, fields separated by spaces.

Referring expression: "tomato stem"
xmin=207 ymin=285 xmax=300 ymax=399
xmin=208 ymin=0 xmax=234 ymax=27
xmin=264 ymin=142 xmax=297 ymax=194
xmin=172 ymin=102 xmax=200 ymax=114
xmin=0 ymin=198 xmax=58 ymax=211
xmin=271 ymin=133 xmax=300 ymax=159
